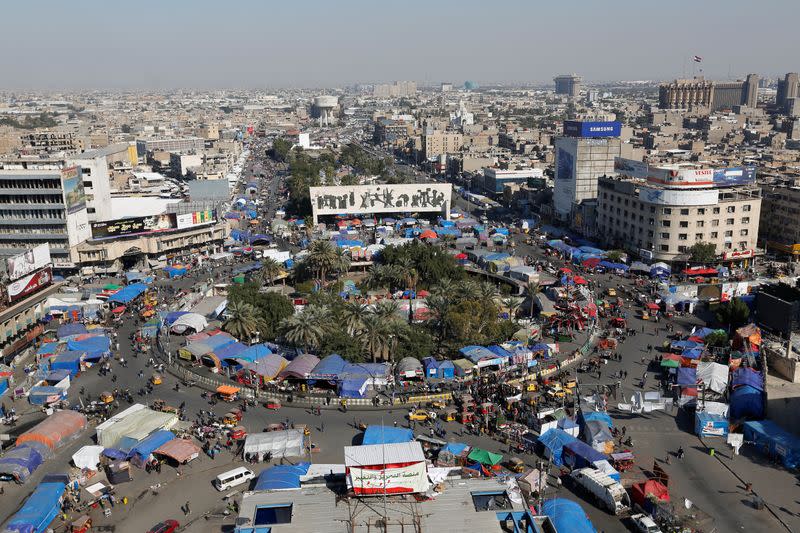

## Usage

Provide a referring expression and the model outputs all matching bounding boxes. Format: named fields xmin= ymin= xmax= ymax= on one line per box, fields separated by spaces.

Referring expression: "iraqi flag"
xmin=693 ymin=55 xmax=703 ymax=63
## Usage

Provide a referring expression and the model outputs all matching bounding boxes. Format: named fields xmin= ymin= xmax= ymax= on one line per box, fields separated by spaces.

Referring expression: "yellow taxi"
xmin=407 ymin=409 xmax=434 ymax=422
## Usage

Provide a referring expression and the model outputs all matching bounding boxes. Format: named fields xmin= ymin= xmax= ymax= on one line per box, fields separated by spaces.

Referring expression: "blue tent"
xmin=36 ymin=342 xmax=60 ymax=356
xmin=743 ymin=420 xmax=800 ymax=470
xmin=128 ymin=430 xmax=175 ymax=465
xmin=540 ymin=498 xmax=597 ymax=533
xmin=107 ymin=283 xmax=148 ymax=304
xmin=441 ymin=442 xmax=469 ymax=456
xmin=341 ymin=363 xmax=390 ymax=381
xmin=254 ymin=463 xmax=311 ymax=491
xmin=537 ymin=429 xmax=578 ymax=466
xmin=671 ymin=340 xmax=699 ymax=350
xmin=681 ymin=347 xmax=704 ymax=360
xmin=237 ymin=344 xmax=272 ymax=363
xmin=460 ymin=345 xmax=497 ymax=364
xmin=27 ymin=386 xmax=67 ymax=405
xmin=213 ymin=342 xmax=248 ymax=362
xmin=730 ymin=384 xmax=764 ymax=420
xmin=732 ymin=368 xmax=763 ymax=391
xmin=5 ymin=475 xmax=68 ymax=533
xmin=486 ymin=345 xmax=513 ymax=359
xmin=579 ymin=410 xmax=614 ymax=428
xmin=163 ymin=311 xmax=190 ymax=325
xmin=692 ymin=327 xmax=715 ymax=339
xmin=45 ymin=370 xmax=71 ymax=384
xmin=339 ymin=377 xmax=368 ymax=398
xmin=422 ymin=357 xmax=439 ymax=377
xmin=50 ymin=351 xmax=84 ymax=375
xmin=562 ymin=440 xmax=606 ymax=469
xmin=309 ymin=354 xmax=347 ymax=380
xmin=695 ymin=412 xmax=729 ymax=437
xmin=67 ymin=336 xmax=110 ymax=358
xmin=0 ymin=442 xmax=52 ymax=483
xmin=437 ymin=360 xmax=455 ymax=379
xmin=204 ymin=334 xmax=237 ymax=351
xmin=677 ymin=367 xmax=697 ymax=386
xmin=599 ymin=260 xmax=629 ymax=271
xmin=363 ymin=425 xmax=414 ymax=445
xmin=57 ymin=323 xmax=87 ymax=338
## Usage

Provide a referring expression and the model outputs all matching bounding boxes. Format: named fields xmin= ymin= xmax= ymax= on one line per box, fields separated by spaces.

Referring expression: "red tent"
xmin=582 ymin=257 xmax=601 ymax=268
xmin=559 ymin=267 xmax=573 ymax=274
xmin=630 ymin=479 xmax=670 ymax=507
xmin=417 ymin=289 xmax=430 ymax=297
xmin=454 ymin=253 xmax=468 ymax=260
xmin=687 ymin=336 xmax=705 ymax=343
xmin=684 ymin=267 xmax=718 ymax=276
xmin=419 ymin=230 xmax=437 ymax=239
xmin=573 ymin=276 xmax=588 ymax=285
xmin=645 ymin=302 xmax=660 ymax=311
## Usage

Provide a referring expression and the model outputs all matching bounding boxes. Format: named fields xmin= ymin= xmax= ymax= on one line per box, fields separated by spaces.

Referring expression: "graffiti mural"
xmin=311 ymin=184 xmax=452 ymax=217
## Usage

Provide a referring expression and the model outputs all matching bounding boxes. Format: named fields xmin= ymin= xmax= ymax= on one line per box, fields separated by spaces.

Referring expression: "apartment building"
xmin=19 ymin=131 xmax=83 ymax=155
xmin=421 ymin=131 xmax=463 ymax=160
xmin=760 ymin=183 xmax=800 ymax=257
xmin=554 ymin=74 xmax=582 ymax=97
xmin=135 ymin=136 xmax=205 ymax=156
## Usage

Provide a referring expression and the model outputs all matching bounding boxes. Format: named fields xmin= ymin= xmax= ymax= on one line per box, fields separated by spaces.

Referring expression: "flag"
xmin=693 ymin=55 xmax=703 ymax=63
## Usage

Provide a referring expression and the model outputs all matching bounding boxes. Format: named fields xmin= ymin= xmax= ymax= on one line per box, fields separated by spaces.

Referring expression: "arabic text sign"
xmin=310 ymin=184 xmax=452 ymax=216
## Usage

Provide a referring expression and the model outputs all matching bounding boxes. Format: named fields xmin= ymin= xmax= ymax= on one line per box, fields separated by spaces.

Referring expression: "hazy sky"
xmin=1 ymin=0 xmax=797 ymax=89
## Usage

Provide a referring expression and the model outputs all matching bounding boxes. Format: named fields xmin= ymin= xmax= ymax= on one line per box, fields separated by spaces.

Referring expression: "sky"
xmin=1 ymin=0 xmax=797 ymax=89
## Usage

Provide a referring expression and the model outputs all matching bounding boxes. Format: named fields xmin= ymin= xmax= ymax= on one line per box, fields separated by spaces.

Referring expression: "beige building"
xmin=596 ymin=175 xmax=761 ymax=264
xmin=659 ymin=78 xmax=714 ymax=109
xmin=760 ymin=183 xmax=800 ymax=256
xmin=422 ymin=131 xmax=462 ymax=160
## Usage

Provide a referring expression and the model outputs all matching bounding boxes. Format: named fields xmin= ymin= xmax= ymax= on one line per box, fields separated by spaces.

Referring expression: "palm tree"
xmin=340 ymin=301 xmax=370 ymax=336
xmin=478 ymin=281 xmax=500 ymax=303
xmin=525 ymin=281 xmax=540 ymax=319
xmin=223 ymin=300 xmax=259 ymax=342
xmin=502 ymin=296 xmax=522 ymax=319
xmin=455 ymin=279 xmax=481 ymax=302
xmin=365 ymin=264 xmax=389 ymax=290
xmin=359 ymin=314 xmax=391 ymax=362
xmin=305 ymin=240 xmax=338 ymax=282
xmin=280 ymin=306 xmax=328 ymax=352
xmin=333 ymin=248 xmax=351 ymax=277
xmin=425 ymin=293 xmax=451 ymax=352
xmin=259 ymin=258 xmax=283 ymax=286
xmin=430 ymin=277 xmax=457 ymax=298
xmin=373 ymin=299 xmax=400 ymax=321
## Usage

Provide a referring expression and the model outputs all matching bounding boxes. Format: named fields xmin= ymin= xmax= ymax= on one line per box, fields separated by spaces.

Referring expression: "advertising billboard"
xmin=6 ymin=244 xmax=51 ymax=282
xmin=563 ymin=120 xmax=621 ymax=138
xmin=638 ymin=187 xmax=719 ymax=206
xmin=60 ymin=166 xmax=86 ymax=214
xmin=176 ymin=210 xmax=216 ymax=229
xmin=712 ymin=166 xmax=756 ymax=187
xmin=348 ymin=461 xmax=429 ymax=496
xmin=556 ymin=147 xmax=574 ymax=181
xmin=8 ymin=267 xmax=53 ymax=303
xmin=91 ymin=214 xmax=175 ymax=239
xmin=310 ymin=183 xmax=451 ymax=218
xmin=614 ymin=157 xmax=650 ymax=178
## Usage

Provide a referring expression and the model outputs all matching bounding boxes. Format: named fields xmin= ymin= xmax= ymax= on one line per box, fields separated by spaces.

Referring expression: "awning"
xmin=216 ymin=385 xmax=240 ymax=396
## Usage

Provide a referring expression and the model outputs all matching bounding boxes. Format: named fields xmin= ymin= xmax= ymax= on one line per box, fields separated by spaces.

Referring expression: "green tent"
xmin=660 ymin=358 xmax=680 ymax=368
xmin=233 ymin=275 xmax=246 ymax=284
xmin=104 ymin=284 xmax=121 ymax=290
xmin=467 ymin=447 xmax=503 ymax=466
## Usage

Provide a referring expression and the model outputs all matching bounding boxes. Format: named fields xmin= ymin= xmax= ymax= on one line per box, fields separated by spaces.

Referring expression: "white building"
xmin=67 ymin=151 xmax=113 ymax=222
xmin=553 ymin=136 xmax=621 ymax=221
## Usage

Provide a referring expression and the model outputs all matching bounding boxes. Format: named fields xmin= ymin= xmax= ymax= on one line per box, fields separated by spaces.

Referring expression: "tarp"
xmin=66 ymin=335 xmax=110 ymax=356
xmin=467 ymin=447 xmax=503 ymax=466
xmin=562 ymin=440 xmax=606 ymax=469
xmin=732 ymin=368 xmax=763 ymax=391
xmin=339 ymin=377 xmax=369 ymax=398
xmin=243 ymin=354 xmax=287 ymax=380
xmin=128 ymin=430 xmax=175 ymax=465
xmin=362 ymin=426 xmax=413 ymax=445
xmin=695 ymin=412 xmax=729 ymax=437
xmin=743 ymin=420 xmax=800 ymax=470
xmin=57 ymin=323 xmax=87 ymax=338
xmin=460 ymin=345 xmax=497 ymax=364
xmin=4 ymin=477 xmax=67 ymax=533
xmin=236 ymin=344 xmax=273 ymax=363
xmin=50 ymin=351 xmax=84 ymax=375
xmin=36 ymin=342 xmax=60 ymax=356
xmin=697 ymin=362 xmax=729 ymax=394
xmin=154 ymin=439 xmax=201 ymax=464
xmin=279 ymin=354 xmax=320 ymax=379
xmin=670 ymin=340 xmax=699 ymax=350
xmin=579 ymin=410 xmax=613 ymax=428
xmin=681 ymin=347 xmax=704 ymax=360
xmin=243 ymin=430 xmax=305 ymax=458
xmin=0 ymin=443 xmax=52 ymax=483
xmin=17 ymin=410 xmax=87 ymax=450
xmin=677 ymin=367 xmax=697 ymax=386
xmin=213 ymin=341 xmax=248 ymax=362
xmin=254 ymin=463 xmax=311 ymax=491
xmin=71 ymin=445 xmax=104 ymax=470
xmin=540 ymin=498 xmax=597 ymax=533
xmin=583 ymin=420 xmax=614 ymax=452
xmin=309 ymin=353 xmax=347 ymax=380
xmin=107 ymin=283 xmax=148 ymax=304
xmin=537 ymin=429 xmax=578 ymax=466
xmin=440 ymin=442 xmax=469 ymax=456
xmin=27 ymin=386 xmax=67 ymax=405
xmin=170 ymin=313 xmax=208 ymax=334
xmin=96 ymin=408 xmax=177 ymax=449
xmin=730 ymin=384 xmax=764 ymax=420
xmin=630 ymin=479 xmax=670 ymax=508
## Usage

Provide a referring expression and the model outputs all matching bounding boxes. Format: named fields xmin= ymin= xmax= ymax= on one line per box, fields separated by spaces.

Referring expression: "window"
xmin=83 ymin=180 xmax=93 ymax=188
xmin=472 ymin=491 xmax=513 ymax=512
xmin=741 ymin=217 xmax=750 ymax=224
xmin=678 ymin=245 xmax=688 ymax=253
xmin=711 ymin=220 xmax=719 ymax=227
xmin=695 ymin=233 xmax=704 ymax=240
xmin=660 ymin=245 xmax=669 ymax=252
xmin=253 ymin=504 xmax=293 ymax=526
xmin=739 ymin=241 xmax=749 ymax=249
xmin=696 ymin=220 xmax=704 ymax=227
xmin=648 ymin=218 xmax=655 ymax=225
xmin=679 ymin=221 xmax=688 ymax=228
xmin=697 ymin=208 xmax=706 ymax=215
xmin=724 ymin=242 xmax=732 ymax=249
xmin=740 ymin=229 xmax=749 ymax=236
xmin=710 ymin=231 xmax=718 ymax=238
xmin=724 ymin=230 xmax=733 ymax=237
xmin=663 ymin=208 xmax=672 ymax=215
xmin=743 ymin=204 xmax=751 ymax=212
xmin=661 ymin=220 xmax=671 ymax=227
xmin=713 ymin=207 xmax=720 ymax=214
xmin=680 ymin=208 xmax=689 ymax=215
xmin=660 ymin=232 xmax=670 ymax=239
xmin=678 ymin=234 xmax=688 ymax=240
xmin=649 ymin=206 xmax=656 ymax=213
xmin=726 ymin=218 xmax=734 ymax=225
xmin=727 ymin=206 xmax=735 ymax=213
xmin=647 ymin=230 xmax=654 ymax=237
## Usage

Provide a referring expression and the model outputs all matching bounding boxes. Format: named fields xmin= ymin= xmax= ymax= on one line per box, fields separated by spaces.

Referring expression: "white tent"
xmin=696 ymin=362 xmax=729 ymax=395
xmin=243 ymin=430 xmax=304 ymax=458
xmin=72 ymin=445 xmax=105 ymax=470
xmin=97 ymin=408 xmax=177 ymax=449
xmin=170 ymin=313 xmax=209 ymax=334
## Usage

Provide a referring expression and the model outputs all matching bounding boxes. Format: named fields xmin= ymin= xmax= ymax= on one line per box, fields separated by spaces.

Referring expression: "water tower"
xmin=312 ymin=95 xmax=339 ymax=126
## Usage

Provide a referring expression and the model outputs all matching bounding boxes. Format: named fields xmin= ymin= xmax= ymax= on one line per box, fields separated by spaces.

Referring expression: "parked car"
xmin=147 ymin=519 xmax=180 ymax=533
xmin=630 ymin=513 xmax=662 ymax=533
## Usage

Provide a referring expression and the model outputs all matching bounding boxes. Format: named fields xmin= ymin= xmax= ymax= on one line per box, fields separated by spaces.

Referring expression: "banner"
xmin=615 ymin=157 xmax=649 ymax=179
xmin=563 ymin=120 xmax=621 ymax=138
xmin=175 ymin=210 xmax=216 ymax=229
xmin=8 ymin=267 xmax=52 ymax=303
xmin=310 ymin=183 xmax=451 ymax=217
xmin=6 ymin=244 xmax=51 ymax=282
xmin=348 ymin=461 xmax=429 ymax=495
xmin=91 ymin=214 xmax=175 ymax=239
xmin=61 ymin=166 xmax=86 ymax=214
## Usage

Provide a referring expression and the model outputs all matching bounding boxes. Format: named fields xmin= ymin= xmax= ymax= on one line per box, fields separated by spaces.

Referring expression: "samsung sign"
xmin=563 ymin=120 xmax=621 ymax=138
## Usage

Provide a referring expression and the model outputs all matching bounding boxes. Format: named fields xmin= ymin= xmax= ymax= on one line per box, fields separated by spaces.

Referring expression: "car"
xmin=407 ymin=409 xmax=434 ymax=421
xmin=606 ymin=288 xmax=617 ymax=297
xmin=630 ymin=513 xmax=662 ymax=533
xmin=147 ymin=519 xmax=180 ymax=533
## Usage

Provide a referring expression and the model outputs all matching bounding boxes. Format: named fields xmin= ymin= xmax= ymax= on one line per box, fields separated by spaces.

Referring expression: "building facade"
xmin=373 ymin=81 xmax=417 ymax=98
xmin=481 ymin=167 xmax=544 ymax=195
xmin=777 ymin=73 xmax=800 ymax=111
xmin=554 ymin=75 xmax=582 ymax=97
xmin=659 ymin=78 xmax=715 ymax=109
xmin=19 ymin=131 xmax=83 ymax=155
xmin=422 ymin=131 xmax=463 ymax=160
xmin=67 ymin=152 xmax=113 ymax=222
xmin=760 ymin=183 xmax=800 ymax=257
xmin=135 ymin=137 xmax=204 ymax=156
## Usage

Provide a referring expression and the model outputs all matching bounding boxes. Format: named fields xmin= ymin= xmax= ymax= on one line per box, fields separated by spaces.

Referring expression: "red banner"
xmin=8 ymin=267 xmax=52 ymax=303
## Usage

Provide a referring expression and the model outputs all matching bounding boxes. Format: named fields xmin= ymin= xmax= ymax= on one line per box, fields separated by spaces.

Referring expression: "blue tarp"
xmin=254 ymin=463 xmax=311 ymax=491
xmin=538 ymin=429 xmax=578 ymax=467
xmin=339 ymin=377 xmax=368 ymax=398
xmin=460 ymin=345 xmax=497 ymax=363
xmin=36 ymin=342 xmax=60 ymax=355
xmin=599 ymin=260 xmax=629 ymax=271
xmin=309 ymin=354 xmax=347 ymax=380
xmin=677 ymin=367 xmax=697 ymax=386
xmin=730 ymin=384 xmax=764 ymax=420
xmin=213 ymin=342 xmax=248 ymax=361
xmin=0 ymin=443 xmax=52 ymax=483
xmin=203 ymin=334 xmax=237 ymax=351
xmin=692 ymin=327 xmax=715 ymax=339
xmin=671 ymin=340 xmax=699 ymax=350
xmin=50 ymin=351 xmax=84 ymax=375
xmin=67 ymin=336 xmax=110 ymax=355
xmin=562 ymin=440 xmax=606 ymax=469
xmin=486 ymin=345 xmax=513 ymax=359
xmin=695 ymin=412 xmax=729 ymax=437
xmin=362 ymin=425 xmax=414 ymax=445
xmin=441 ymin=442 xmax=469 ymax=456
xmin=164 ymin=311 xmax=190 ymax=325
xmin=107 ymin=283 xmax=148 ymax=304
xmin=743 ymin=420 xmax=800 ymax=470
xmin=579 ymin=411 xmax=614 ymax=428
xmin=732 ymin=368 xmax=763 ymax=391
xmin=27 ymin=386 xmax=67 ymax=405
xmin=681 ymin=347 xmax=704 ymax=360
xmin=236 ymin=344 xmax=272 ymax=363
xmin=128 ymin=430 xmax=175 ymax=463
xmin=341 ymin=363 xmax=390 ymax=380
xmin=45 ymin=370 xmax=70 ymax=384
xmin=5 ymin=476 xmax=68 ymax=533
xmin=57 ymin=323 xmax=87 ymax=338
xmin=540 ymin=498 xmax=597 ymax=533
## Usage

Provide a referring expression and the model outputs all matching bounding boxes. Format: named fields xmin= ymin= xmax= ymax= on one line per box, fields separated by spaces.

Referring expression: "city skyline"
xmin=1 ymin=0 xmax=798 ymax=89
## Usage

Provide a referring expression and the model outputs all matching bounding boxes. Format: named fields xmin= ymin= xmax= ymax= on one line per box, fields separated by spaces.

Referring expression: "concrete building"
xmin=422 ymin=131 xmax=463 ymax=161
xmin=373 ymin=81 xmax=417 ymax=98
xmin=554 ymin=74 xmax=582 ymax=97
xmin=311 ymin=96 xmax=339 ymax=126
xmin=481 ymin=167 xmax=544 ymax=195
xmin=760 ymin=183 xmax=800 ymax=257
xmin=67 ymin=151 xmax=113 ymax=222
xmin=659 ymin=78 xmax=715 ymax=109
xmin=19 ymin=131 xmax=83 ymax=155
xmin=776 ymin=72 xmax=800 ymax=111
xmin=441 ymin=82 xmax=453 ymax=92
xmin=596 ymin=166 xmax=761 ymax=264
xmin=197 ymin=123 xmax=219 ymax=140
xmin=373 ymin=118 xmax=413 ymax=147
xmin=0 ymin=162 xmax=91 ymax=268
xmin=135 ymin=137 xmax=204 ymax=156
xmin=170 ymin=152 xmax=202 ymax=177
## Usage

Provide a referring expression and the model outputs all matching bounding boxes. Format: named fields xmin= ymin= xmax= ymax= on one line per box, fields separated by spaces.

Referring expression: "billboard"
xmin=60 ymin=166 xmax=86 ymax=214
xmin=638 ymin=187 xmax=719 ymax=206
xmin=8 ymin=267 xmax=52 ymax=303
xmin=563 ymin=120 xmax=621 ymax=138
xmin=91 ymin=214 xmax=175 ymax=239
xmin=614 ymin=157 xmax=649 ymax=178
xmin=6 ymin=244 xmax=51 ymax=282
xmin=556 ymin=147 xmax=574 ymax=181
xmin=713 ymin=166 xmax=756 ymax=187
xmin=348 ymin=461 xmax=429 ymax=495
xmin=176 ymin=210 xmax=216 ymax=229
xmin=310 ymin=183 xmax=451 ymax=217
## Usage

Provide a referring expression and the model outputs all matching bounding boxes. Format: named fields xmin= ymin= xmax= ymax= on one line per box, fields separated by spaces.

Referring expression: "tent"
xmin=440 ymin=442 xmax=469 ymax=456
xmin=0 ymin=442 xmax=53 ymax=483
xmin=396 ymin=357 xmax=423 ymax=379
xmin=362 ymin=425 xmax=413 ymax=445
xmin=154 ymin=439 xmax=201 ymax=464
xmin=630 ymin=479 xmax=670 ymax=508
xmin=28 ymin=386 xmax=68 ymax=406
xmin=128 ymin=430 xmax=176 ymax=467
xmin=309 ymin=354 xmax=347 ymax=380
xmin=244 ymin=430 xmax=305 ymax=459
xmin=339 ymin=377 xmax=369 ymax=398
xmin=732 ymin=368 xmax=763 ymax=391
xmin=537 ymin=429 xmax=578 ymax=466
xmin=279 ymin=354 xmax=320 ymax=380
xmin=730 ymin=384 xmax=764 ymax=420
xmin=467 ymin=447 xmax=503 ymax=466
xmin=696 ymin=362 xmax=729 ymax=394
xmin=71 ymin=445 xmax=104 ymax=470
xmin=170 ymin=313 xmax=208 ymax=334
xmin=579 ymin=410 xmax=613 ymax=428
xmin=96 ymin=408 xmax=177 ymax=449
xmin=107 ymin=283 xmax=148 ymax=304
xmin=17 ymin=410 xmax=87 ymax=450
xmin=254 ymin=463 xmax=311 ymax=491
xmin=695 ymin=412 xmax=729 ymax=437
xmin=243 ymin=355 xmax=288 ymax=380
xmin=540 ymin=498 xmax=596 ymax=533
xmin=57 ymin=323 xmax=87 ymax=338
xmin=4 ymin=475 xmax=68 ymax=533
xmin=582 ymin=421 xmax=614 ymax=454
xmin=743 ymin=420 xmax=800 ymax=470
xmin=562 ymin=440 xmax=606 ymax=470
xmin=677 ymin=367 xmax=697 ymax=387
xmin=236 ymin=344 xmax=273 ymax=364
xmin=50 ymin=351 xmax=85 ymax=375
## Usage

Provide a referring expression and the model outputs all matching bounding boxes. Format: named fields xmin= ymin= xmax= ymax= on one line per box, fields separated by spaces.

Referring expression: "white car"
xmin=631 ymin=514 xmax=662 ymax=533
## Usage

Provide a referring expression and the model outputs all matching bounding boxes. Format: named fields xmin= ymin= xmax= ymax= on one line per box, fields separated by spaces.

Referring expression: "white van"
xmin=214 ymin=467 xmax=254 ymax=491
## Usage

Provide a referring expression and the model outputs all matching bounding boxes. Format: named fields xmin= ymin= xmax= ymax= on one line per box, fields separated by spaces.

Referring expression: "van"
xmin=214 ymin=467 xmax=254 ymax=491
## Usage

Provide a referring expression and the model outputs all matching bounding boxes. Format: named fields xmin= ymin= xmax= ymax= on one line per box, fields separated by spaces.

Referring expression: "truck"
xmin=569 ymin=467 xmax=631 ymax=515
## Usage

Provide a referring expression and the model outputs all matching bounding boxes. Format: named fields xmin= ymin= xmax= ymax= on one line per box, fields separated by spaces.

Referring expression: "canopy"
xmin=243 ymin=429 xmax=305 ymax=458
xmin=630 ymin=479 xmax=670 ymax=507
xmin=467 ymin=447 xmax=503 ymax=466
xmin=4 ymin=477 xmax=67 ymax=533
xmin=645 ymin=302 xmax=660 ymax=311
xmin=580 ymin=410 xmax=613 ymax=428
xmin=107 ymin=283 xmax=148 ymax=304
xmin=562 ymin=440 xmax=606 ymax=469
xmin=732 ymin=368 xmax=763 ymax=391
xmin=72 ymin=445 xmax=104 ymax=470
xmin=237 ymin=344 xmax=273 ymax=363
xmin=677 ymin=367 xmax=697 ymax=386
xmin=339 ymin=377 xmax=369 ymax=398
xmin=697 ymin=362 xmax=729 ymax=394
xmin=96 ymin=407 xmax=177 ymax=449
xmin=57 ymin=323 xmax=87 ymax=338
xmin=214 ymin=342 xmax=248 ymax=362
xmin=128 ymin=430 xmax=175 ymax=464
xmin=681 ymin=347 xmax=704 ymax=360
xmin=743 ymin=420 xmax=800 ymax=470
xmin=243 ymin=354 xmax=288 ymax=380
xmin=254 ymin=463 xmax=311 ymax=491
xmin=279 ymin=354 xmax=320 ymax=379
xmin=310 ymin=353 xmax=347 ymax=380
xmin=154 ymin=438 xmax=201 ymax=463
xmin=540 ymin=498 xmax=596 ymax=533
xmin=216 ymin=385 xmax=240 ymax=396
xmin=170 ymin=313 xmax=208 ymax=334
xmin=17 ymin=410 xmax=87 ymax=450
xmin=537 ymin=429 xmax=578 ymax=466
xmin=440 ymin=442 xmax=469 ymax=456
xmin=730 ymin=385 xmax=764 ymax=420
xmin=0 ymin=443 xmax=53 ymax=483
xmin=362 ymin=425 xmax=414 ymax=445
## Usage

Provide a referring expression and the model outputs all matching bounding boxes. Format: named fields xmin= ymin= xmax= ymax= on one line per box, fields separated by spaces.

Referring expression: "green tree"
xmin=259 ymin=258 xmax=284 ymax=286
xmin=704 ymin=330 xmax=729 ymax=348
xmin=280 ymin=306 xmax=329 ymax=352
xmin=605 ymin=250 xmax=624 ymax=262
xmin=359 ymin=314 xmax=391 ymax=362
xmin=270 ymin=138 xmax=292 ymax=162
xmin=340 ymin=301 xmax=370 ymax=336
xmin=689 ymin=242 xmax=717 ymax=263
xmin=222 ymin=300 xmax=260 ymax=342
xmin=226 ymin=282 xmax=293 ymax=340
xmin=394 ymin=324 xmax=435 ymax=361
xmin=501 ymin=296 xmax=522 ymax=319
xmin=716 ymin=298 xmax=751 ymax=331
xmin=304 ymin=240 xmax=338 ymax=282
xmin=525 ymin=281 xmax=540 ymax=319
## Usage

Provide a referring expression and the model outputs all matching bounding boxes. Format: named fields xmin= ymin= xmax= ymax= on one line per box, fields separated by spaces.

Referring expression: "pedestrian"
xmin=394 ymin=420 xmax=398 ymax=428
xmin=321 ymin=421 xmax=324 ymax=432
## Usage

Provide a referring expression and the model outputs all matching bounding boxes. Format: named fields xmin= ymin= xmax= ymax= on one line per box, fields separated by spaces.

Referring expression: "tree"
xmin=394 ymin=324 xmax=435 ymax=361
xmin=226 ymin=283 xmax=293 ymax=341
xmin=716 ymin=298 xmax=751 ymax=331
xmin=704 ymin=330 xmax=729 ymax=348
xmin=280 ymin=306 xmax=329 ymax=352
xmin=304 ymin=240 xmax=338 ymax=282
xmin=340 ymin=301 xmax=370 ymax=336
xmin=689 ymin=242 xmax=717 ymax=263
xmin=373 ymin=299 xmax=400 ymax=321
xmin=270 ymin=138 xmax=292 ymax=162
xmin=259 ymin=258 xmax=284 ymax=286
xmin=605 ymin=250 xmax=624 ymax=262
xmin=359 ymin=314 xmax=391 ymax=362
xmin=525 ymin=281 xmax=540 ymax=319
xmin=501 ymin=297 xmax=522 ymax=319
xmin=222 ymin=300 xmax=260 ymax=342
xmin=333 ymin=248 xmax=351 ymax=277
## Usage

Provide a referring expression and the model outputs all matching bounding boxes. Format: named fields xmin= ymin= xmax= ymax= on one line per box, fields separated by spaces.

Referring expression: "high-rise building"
xmin=373 ymin=81 xmax=417 ymax=98
xmin=659 ymin=75 xmax=759 ymax=111
xmin=552 ymin=120 xmax=621 ymax=221
xmin=776 ymin=73 xmax=800 ymax=111
xmin=554 ymin=74 xmax=582 ymax=97
xmin=744 ymin=73 xmax=759 ymax=108
xmin=67 ymin=150 xmax=113 ymax=222
xmin=135 ymin=137 xmax=204 ymax=157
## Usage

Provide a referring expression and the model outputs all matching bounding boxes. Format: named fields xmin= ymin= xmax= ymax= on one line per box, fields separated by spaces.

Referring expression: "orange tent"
xmin=216 ymin=385 xmax=240 ymax=396
xmin=16 ymin=410 xmax=87 ymax=450
xmin=419 ymin=230 xmax=437 ymax=239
